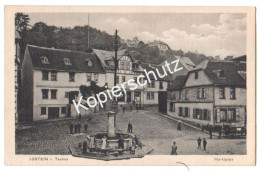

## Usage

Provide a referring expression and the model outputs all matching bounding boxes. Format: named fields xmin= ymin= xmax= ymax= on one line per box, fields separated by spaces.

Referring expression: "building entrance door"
xmin=48 ymin=107 xmax=59 ymax=119
xmin=127 ymin=92 xmax=132 ymax=102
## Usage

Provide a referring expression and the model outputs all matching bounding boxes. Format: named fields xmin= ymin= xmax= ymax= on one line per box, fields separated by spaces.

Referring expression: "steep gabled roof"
xmin=175 ymin=56 xmax=196 ymax=67
xmin=26 ymin=45 xmax=105 ymax=73
xmin=92 ymin=49 xmax=129 ymax=68
xmin=167 ymin=75 xmax=187 ymax=91
xmin=190 ymin=61 xmax=246 ymax=87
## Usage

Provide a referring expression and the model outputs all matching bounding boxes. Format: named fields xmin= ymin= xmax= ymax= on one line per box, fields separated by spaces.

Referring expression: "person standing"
xmin=78 ymin=122 xmax=81 ymax=134
xmin=127 ymin=122 xmax=131 ymax=133
xmin=171 ymin=142 xmax=177 ymax=155
xmin=128 ymin=137 xmax=133 ymax=151
xmin=101 ymin=136 xmax=107 ymax=150
xmin=82 ymin=140 xmax=87 ymax=154
xmin=130 ymin=123 xmax=133 ymax=133
xmin=123 ymin=106 xmax=125 ymax=113
xmin=203 ymin=138 xmax=207 ymax=150
xmin=89 ymin=135 xmax=95 ymax=152
xmin=118 ymin=135 xmax=124 ymax=150
xmin=197 ymin=137 xmax=201 ymax=149
xmin=70 ymin=123 xmax=73 ymax=134
xmin=136 ymin=104 xmax=139 ymax=112
xmin=74 ymin=123 xmax=78 ymax=134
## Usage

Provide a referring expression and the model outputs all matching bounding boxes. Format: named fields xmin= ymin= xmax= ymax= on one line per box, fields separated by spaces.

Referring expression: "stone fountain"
xmin=70 ymin=111 xmax=153 ymax=160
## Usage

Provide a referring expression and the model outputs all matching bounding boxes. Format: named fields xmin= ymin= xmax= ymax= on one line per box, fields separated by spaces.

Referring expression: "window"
xmin=230 ymin=87 xmax=236 ymax=99
xmin=195 ymin=72 xmax=198 ymax=79
xmin=147 ymin=80 xmax=155 ymax=88
xmin=146 ymin=92 xmax=155 ymax=100
xmin=179 ymin=91 xmax=183 ymax=100
xmin=193 ymin=109 xmax=202 ymax=120
xmin=93 ymin=73 xmax=99 ymax=82
xmin=122 ymin=76 xmax=126 ymax=83
xmin=169 ymin=102 xmax=175 ymax=112
xmin=51 ymin=71 xmax=57 ymax=81
xmin=134 ymin=77 xmax=137 ymax=83
xmin=87 ymin=60 xmax=93 ymax=66
xmin=40 ymin=56 xmax=49 ymax=64
xmin=185 ymin=90 xmax=189 ymax=100
xmin=227 ymin=109 xmax=236 ymax=122
xmin=117 ymin=92 xmax=125 ymax=102
xmin=50 ymin=89 xmax=57 ymax=99
xmin=184 ymin=107 xmax=189 ymax=117
xmin=69 ymin=72 xmax=75 ymax=82
xmin=65 ymin=92 xmax=69 ymax=98
xmin=116 ymin=76 xmax=119 ymax=84
xmin=217 ymin=108 xmax=237 ymax=123
xmin=63 ymin=58 xmax=72 ymax=65
xmin=203 ymin=109 xmax=210 ymax=121
xmin=151 ymin=92 xmax=154 ymax=99
xmin=125 ymin=61 xmax=130 ymax=70
xmin=159 ymin=82 xmax=163 ymax=89
xmin=219 ymin=87 xmax=225 ymax=99
xmin=86 ymin=73 xmax=92 ymax=82
xmin=201 ymin=88 xmax=205 ymax=98
xmin=61 ymin=107 xmax=66 ymax=114
xmin=42 ymin=71 xmax=49 ymax=80
xmin=214 ymin=70 xmax=225 ymax=78
xmin=197 ymin=88 xmax=206 ymax=99
xmin=42 ymin=89 xmax=49 ymax=99
xmin=120 ymin=61 xmax=124 ymax=70
xmin=41 ymin=107 xmax=46 ymax=115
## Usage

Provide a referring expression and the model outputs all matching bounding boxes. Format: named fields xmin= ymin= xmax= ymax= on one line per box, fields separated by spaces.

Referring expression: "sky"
xmin=28 ymin=13 xmax=247 ymax=58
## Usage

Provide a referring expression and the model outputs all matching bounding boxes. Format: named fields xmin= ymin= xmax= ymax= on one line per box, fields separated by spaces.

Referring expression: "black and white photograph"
xmin=4 ymin=6 xmax=256 ymax=165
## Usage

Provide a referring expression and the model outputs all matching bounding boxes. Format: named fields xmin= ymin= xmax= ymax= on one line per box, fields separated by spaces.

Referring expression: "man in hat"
xmin=203 ymin=138 xmax=207 ymax=150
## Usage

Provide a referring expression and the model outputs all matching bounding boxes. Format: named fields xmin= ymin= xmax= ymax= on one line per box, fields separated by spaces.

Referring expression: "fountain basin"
xmin=91 ymin=132 xmax=134 ymax=150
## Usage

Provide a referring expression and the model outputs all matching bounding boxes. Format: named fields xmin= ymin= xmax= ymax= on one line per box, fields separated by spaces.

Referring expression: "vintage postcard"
xmin=4 ymin=6 xmax=255 ymax=165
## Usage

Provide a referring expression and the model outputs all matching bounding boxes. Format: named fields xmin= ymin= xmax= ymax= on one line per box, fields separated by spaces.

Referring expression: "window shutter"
xmin=193 ymin=109 xmax=196 ymax=118
xmin=199 ymin=110 xmax=202 ymax=120
xmin=207 ymin=110 xmax=211 ymax=121
xmin=236 ymin=108 xmax=239 ymax=122
xmin=188 ymin=108 xmax=190 ymax=118
xmin=217 ymin=109 xmax=220 ymax=123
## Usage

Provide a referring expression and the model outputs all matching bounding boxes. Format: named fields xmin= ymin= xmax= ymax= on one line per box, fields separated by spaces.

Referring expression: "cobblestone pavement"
xmin=16 ymin=108 xmax=246 ymax=155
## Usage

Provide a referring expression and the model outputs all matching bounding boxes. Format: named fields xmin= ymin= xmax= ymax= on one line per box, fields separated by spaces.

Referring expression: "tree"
xmin=15 ymin=13 xmax=30 ymax=34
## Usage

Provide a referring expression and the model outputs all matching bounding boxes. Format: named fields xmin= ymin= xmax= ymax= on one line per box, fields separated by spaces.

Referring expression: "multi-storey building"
xmin=140 ymin=63 xmax=170 ymax=107
xmin=147 ymin=40 xmax=170 ymax=52
xmin=21 ymin=45 xmax=106 ymax=122
xmin=93 ymin=49 xmax=146 ymax=107
xmin=167 ymin=60 xmax=246 ymax=128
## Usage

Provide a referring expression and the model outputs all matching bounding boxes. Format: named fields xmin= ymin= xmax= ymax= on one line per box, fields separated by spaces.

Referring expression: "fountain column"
xmin=107 ymin=111 xmax=116 ymax=137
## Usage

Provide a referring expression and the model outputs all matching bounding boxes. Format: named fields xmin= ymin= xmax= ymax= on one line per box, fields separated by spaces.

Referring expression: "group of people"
xmin=171 ymin=137 xmax=208 ymax=155
xmin=197 ymin=137 xmax=207 ymax=150
xmin=82 ymin=135 xmax=96 ymax=154
xmin=69 ymin=122 xmax=88 ymax=134
xmin=121 ymin=102 xmax=140 ymax=113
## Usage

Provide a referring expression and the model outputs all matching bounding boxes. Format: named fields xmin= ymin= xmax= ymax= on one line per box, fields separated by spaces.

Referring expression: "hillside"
xmin=20 ymin=21 xmax=216 ymax=65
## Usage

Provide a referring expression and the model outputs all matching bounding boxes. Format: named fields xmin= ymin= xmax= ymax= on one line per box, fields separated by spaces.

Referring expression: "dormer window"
xmin=214 ymin=70 xmax=225 ymax=78
xmin=63 ymin=58 xmax=72 ymax=65
xmin=41 ymin=56 xmax=49 ymax=64
xmin=86 ymin=59 xmax=93 ymax=66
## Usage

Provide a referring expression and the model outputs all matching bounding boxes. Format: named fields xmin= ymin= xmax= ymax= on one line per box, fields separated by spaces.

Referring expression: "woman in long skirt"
xmin=89 ymin=135 xmax=95 ymax=152
xmin=101 ymin=136 xmax=107 ymax=150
